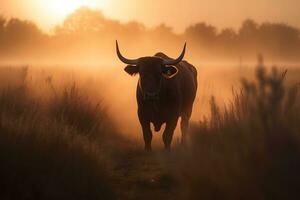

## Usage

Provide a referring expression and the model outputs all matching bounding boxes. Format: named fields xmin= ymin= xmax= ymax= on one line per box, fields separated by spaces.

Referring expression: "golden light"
xmin=31 ymin=0 xmax=108 ymax=30
xmin=46 ymin=0 xmax=99 ymax=18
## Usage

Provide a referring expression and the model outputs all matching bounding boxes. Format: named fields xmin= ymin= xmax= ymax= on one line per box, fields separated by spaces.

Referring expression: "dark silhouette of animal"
xmin=116 ymin=41 xmax=197 ymax=151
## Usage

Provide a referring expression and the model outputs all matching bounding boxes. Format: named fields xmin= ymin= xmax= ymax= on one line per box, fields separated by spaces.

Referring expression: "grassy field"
xmin=0 ymin=61 xmax=299 ymax=199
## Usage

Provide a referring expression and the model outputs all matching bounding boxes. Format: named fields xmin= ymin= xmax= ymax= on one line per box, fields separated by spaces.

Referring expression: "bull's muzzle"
xmin=144 ymin=92 xmax=159 ymax=101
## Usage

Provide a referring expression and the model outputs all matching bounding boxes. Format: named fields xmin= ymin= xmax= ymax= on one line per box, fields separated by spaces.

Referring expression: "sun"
xmin=32 ymin=0 xmax=109 ymax=31
xmin=48 ymin=0 xmax=99 ymax=17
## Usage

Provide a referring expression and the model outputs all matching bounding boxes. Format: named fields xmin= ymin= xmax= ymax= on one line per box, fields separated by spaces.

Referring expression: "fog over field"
xmin=1 ymin=7 xmax=300 ymax=66
xmin=1 ymin=5 xmax=300 ymax=200
xmin=1 ymin=7 xmax=300 ymax=141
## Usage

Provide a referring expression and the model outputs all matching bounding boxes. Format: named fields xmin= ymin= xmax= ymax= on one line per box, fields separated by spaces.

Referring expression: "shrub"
xmin=49 ymin=83 xmax=110 ymax=137
xmin=177 ymin=58 xmax=300 ymax=199
xmin=0 ymin=76 xmax=117 ymax=200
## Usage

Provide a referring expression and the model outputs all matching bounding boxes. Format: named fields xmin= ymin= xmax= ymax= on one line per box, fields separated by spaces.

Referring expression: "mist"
xmin=1 ymin=4 xmax=300 ymax=199
xmin=0 ymin=7 xmax=300 ymax=66
xmin=1 ymin=7 xmax=300 ymax=141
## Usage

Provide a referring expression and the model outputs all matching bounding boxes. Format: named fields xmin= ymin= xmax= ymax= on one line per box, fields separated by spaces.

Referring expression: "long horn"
xmin=116 ymin=40 xmax=139 ymax=65
xmin=163 ymin=43 xmax=186 ymax=65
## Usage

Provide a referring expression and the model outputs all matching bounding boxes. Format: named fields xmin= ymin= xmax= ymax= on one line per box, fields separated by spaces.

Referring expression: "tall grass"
xmin=1 ymin=63 xmax=300 ymax=199
xmin=49 ymin=83 xmax=109 ymax=137
xmin=176 ymin=57 xmax=300 ymax=200
xmin=0 ymin=70 xmax=118 ymax=200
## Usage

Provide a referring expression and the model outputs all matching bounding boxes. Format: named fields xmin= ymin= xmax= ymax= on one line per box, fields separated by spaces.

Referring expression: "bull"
xmin=116 ymin=41 xmax=197 ymax=151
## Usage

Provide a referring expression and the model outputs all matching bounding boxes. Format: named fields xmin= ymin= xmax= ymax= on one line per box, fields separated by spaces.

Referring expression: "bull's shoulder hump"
xmin=154 ymin=52 xmax=173 ymax=60
xmin=180 ymin=61 xmax=197 ymax=75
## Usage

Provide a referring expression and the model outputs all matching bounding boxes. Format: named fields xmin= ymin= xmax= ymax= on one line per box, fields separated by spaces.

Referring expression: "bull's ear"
xmin=124 ymin=65 xmax=139 ymax=76
xmin=162 ymin=65 xmax=179 ymax=79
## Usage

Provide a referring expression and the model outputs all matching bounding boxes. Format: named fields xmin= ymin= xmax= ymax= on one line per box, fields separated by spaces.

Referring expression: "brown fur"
xmin=125 ymin=53 xmax=197 ymax=150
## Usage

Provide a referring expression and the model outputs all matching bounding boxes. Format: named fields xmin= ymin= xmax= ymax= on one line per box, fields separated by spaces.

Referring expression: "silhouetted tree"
xmin=0 ymin=7 xmax=300 ymax=62
xmin=258 ymin=22 xmax=300 ymax=58
xmin=238 ymin=19 xmax=259 ymax=52
xmin=239 ymin=19 xmax=258 ymax=37
xmin=185 ymin=22 xmax=217 ymax=46
xmin=0 ymin=16 xmax=6 ymax=47
xmin=123 ymin=21 xmax=145 ymax=36
xmin=5 ymin=18 xmax=43 ymax=43
xmin=0 ymin=17 xmax=46 ymax=58
xmin=0 ymin=16 xmax=5 ymax=35
xmin=218 ymin=28 xmax=237 ymax=46
xmin=55 ymin=7 xmax=108 ymax=35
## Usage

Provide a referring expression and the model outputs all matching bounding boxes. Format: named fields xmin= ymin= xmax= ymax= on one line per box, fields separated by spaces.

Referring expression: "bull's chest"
xmin=143 ymin=101 xmax=170 ymax=122
xmin=147 ymin=102 xmax=165 ymax=132
xmin=149 ymin=102 xmax=162 ymax=120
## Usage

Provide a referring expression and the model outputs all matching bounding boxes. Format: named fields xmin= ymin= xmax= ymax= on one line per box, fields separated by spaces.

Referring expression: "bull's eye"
xmin=162 ymin=68 xmax=169 ymax=75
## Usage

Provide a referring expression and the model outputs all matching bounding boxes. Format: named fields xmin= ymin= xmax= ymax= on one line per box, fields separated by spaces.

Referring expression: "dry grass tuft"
xmin=174 ymin=57 xmax=300 ymax=199
xmin=0 ymin=69 xmax=119 ymax=200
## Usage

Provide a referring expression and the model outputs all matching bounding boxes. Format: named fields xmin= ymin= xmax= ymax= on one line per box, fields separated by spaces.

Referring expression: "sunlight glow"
xmin=46 ymin=0 xmax=100 ymax=17
xmin=31 ymin=0 xmax=109 ymax=30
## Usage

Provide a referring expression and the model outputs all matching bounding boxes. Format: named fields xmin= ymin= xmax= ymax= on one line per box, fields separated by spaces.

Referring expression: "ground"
xmin=111 ymin=148 xmax=181 ymax=200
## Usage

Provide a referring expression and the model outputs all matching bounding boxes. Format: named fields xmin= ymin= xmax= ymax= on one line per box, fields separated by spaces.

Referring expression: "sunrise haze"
xmin=0 ymin=0 xmax=299 ymax=33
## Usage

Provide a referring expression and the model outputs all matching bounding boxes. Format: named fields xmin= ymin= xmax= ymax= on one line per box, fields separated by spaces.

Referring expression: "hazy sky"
xmin=0 ymin=0 xmax=299 ymax=33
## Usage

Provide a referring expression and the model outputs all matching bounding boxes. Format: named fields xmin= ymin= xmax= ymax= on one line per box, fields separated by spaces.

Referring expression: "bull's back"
xmin=180 ymin=60 xmax=198 ymax=88
xmin=176 ymin=61 xmax=198 ymax=113
xmin=154 ymin=52 xmax=198 ymax=117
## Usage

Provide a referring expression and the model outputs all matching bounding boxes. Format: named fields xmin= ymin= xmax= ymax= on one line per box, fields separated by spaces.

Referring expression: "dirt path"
xmin=111 ymin=149 xmax=181 ymax=200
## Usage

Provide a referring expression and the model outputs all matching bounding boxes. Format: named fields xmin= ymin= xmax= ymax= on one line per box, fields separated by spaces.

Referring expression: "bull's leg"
xmin=163 ymin=118 xmax=179 ymax=151
xmin=141 ymin=121 xmax=152 ymax=151
xmin=138 ymin=110 xmax=152 ymax=151
xmin=180 ymin=115 xmax=190 ymax=145
xmin=181 ymin=105 xmax=193 ymax=146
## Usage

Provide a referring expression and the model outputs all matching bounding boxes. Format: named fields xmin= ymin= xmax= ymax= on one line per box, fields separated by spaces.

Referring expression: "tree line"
xmin=0 ymin=7 xmax=299 ymax=63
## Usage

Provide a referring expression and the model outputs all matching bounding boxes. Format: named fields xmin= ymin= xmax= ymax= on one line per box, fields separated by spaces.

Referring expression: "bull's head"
xmin=116 ymin=41 xmax=186 ymax=100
